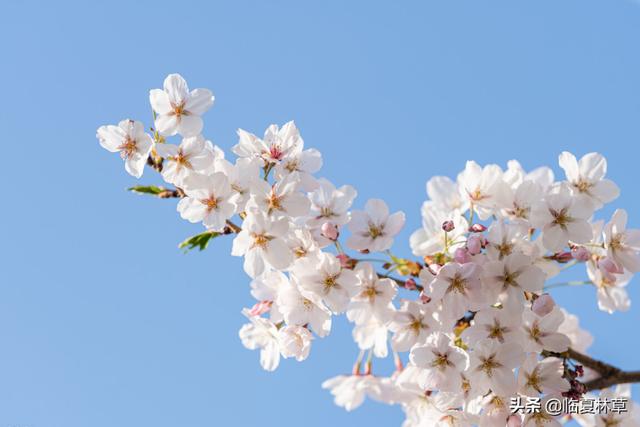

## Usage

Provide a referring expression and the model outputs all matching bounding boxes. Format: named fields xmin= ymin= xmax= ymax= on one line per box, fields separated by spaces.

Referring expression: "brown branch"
xmin=566 ymin=348 xmax=640 ymax=392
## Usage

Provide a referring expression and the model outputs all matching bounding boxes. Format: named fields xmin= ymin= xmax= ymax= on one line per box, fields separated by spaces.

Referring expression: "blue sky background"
xmin=1 ymin=1 xmax=639 ymax=426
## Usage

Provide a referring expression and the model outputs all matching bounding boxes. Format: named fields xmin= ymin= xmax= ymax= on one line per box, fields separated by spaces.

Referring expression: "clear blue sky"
xmin=1 ymin=1 xmax=639 ymax=426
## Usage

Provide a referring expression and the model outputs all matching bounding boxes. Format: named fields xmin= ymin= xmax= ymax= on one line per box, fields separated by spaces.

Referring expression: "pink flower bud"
xmin=532 ymin=293 xmax=555 ymax=317
xmin=454 ymin=247 xmax=472 ymax=264
xmin=572 ymin=246 xmax=590 ymax=262
xmin=336 ymin=253 xmax=355 ymax=269
xmin=321 ymin=222 xmax=339 ymax=241
xmin=467 ymin=234 xmax=483 ymax=255
xmin=419 ymin=291 xmax=431 ymax=304
xmin=248 ymin=300 xmax=273 ymax=316
xmin=553 ymin=251 xmax=573 ymax=263
xmin=598 ymin=257 xmax=623 ymax=275
xmin=469 ymin=223 xmax=487 ymax=233
xmin=404 ymin=278 xmax=417 ymax=290
xmin=442 ymin=220 xmax=455 ymax=232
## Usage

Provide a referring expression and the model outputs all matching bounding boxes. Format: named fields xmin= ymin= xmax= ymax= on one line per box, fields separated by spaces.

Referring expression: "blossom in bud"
xmin=552 ymin=251 xmax=573 ymax=263
xmin=442 ymin=220 xmax=455 ymax=232
xmin=466 ymin=234 xmax=483 ymax=255
xmin=404 ymin=278 xmax=417 ymax=290
xmin=321 ymin=222 xmax=339 ymax=241
xmin=454 ymin=247 xmax=472 ymax=264
xmin=469 ymin=223 xmax=487 ymax=233
xmin=571 ymin=246 xmax=590 ymax=262
xmin=336 ymin=253 xmax=357 ymax=269
xmin=532 ymin=293 xmax=555 ymax=317
xmin=419 ymin=291 xmax=431 ymax=304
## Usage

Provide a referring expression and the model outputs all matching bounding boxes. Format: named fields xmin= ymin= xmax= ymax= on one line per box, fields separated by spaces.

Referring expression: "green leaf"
xmin=178 ymin=231 xmax=221 ymax=253
xmin=127 ymin=185 xmax=166 ymax=196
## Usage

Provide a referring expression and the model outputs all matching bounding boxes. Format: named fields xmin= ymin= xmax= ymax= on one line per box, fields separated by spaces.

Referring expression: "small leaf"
xmin=128 ymin=185 xmax=166 ymax=196
xmin=178 ymin=231 xmax=221 ymax=253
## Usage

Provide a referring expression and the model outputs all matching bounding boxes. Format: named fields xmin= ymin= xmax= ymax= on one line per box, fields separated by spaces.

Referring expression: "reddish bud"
xmin=571 ymin=246 xmax=590 ymax=262
xmin=442 ymin=220 xmax=455 ymax=232
xmin=321 ymin=222 xmax=339 ymax=241
xmin=404 ymin=278 xmax=417 ymax=290
xmin=469 ymin=223 xmax=487 ymax=233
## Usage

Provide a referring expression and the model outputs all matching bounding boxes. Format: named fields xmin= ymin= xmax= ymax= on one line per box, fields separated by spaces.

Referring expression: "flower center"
xmin=252 ymin=233 xmax=271 ymax=249
xmin=446 ymin=274 xmax=467 ymax=295
xmin=478 ymin=354 xmax=502 ymax=376
xmin=431 ymin=352 xmax=453 ymax=371
xmin=117 ymin=137 xmax=137 ymax=159
xmin=550 ymin=208 xmax=571 ymax=228
xmin=201 ymin=196 xmax=220 ymax=212
xmin=368 ymin=223 xmax=384 ymax=239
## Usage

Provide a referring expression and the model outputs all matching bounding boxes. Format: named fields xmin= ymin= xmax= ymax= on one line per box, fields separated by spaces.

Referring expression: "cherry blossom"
xmin=604 ymin=209 xmax=640 ymax=273
xmin=150 ymin=73 xmax=214 ymax=137
xmin=559 ymin=151 xmax=620 ymax=209
xmin=177 ymin=172 xmax=238 ymax=231
xmin=155 ymin=135 xmax=215 ymax=185
xmin=97 ymin=119 xmax=153 ymax=178
xmin=347 ymin=199 xmax=405 ymax=252
xmin=100 ymin=75 xmax=640 ymax=427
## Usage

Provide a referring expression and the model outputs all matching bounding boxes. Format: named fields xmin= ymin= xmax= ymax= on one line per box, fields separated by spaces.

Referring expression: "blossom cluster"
xmin=98 ymin=74 xmax=640 ymax=427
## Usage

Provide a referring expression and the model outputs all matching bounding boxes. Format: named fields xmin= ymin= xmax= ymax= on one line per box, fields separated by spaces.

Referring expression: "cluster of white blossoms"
xmin=98 ymin=74 xmax=640 ymax=427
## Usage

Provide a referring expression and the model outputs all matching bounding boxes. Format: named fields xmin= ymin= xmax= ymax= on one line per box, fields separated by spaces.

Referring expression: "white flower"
xmin=233 ymin=121 xmax=301 ymax=165
xmin=274 ymin=143 xmax=322 ymax=191
xmin=247 ymin=174 xmax=310 ymax=218
xmin=559 ymin=151 xmax=620 ymax=209
xmin=347 ymin=262 xmax=397 ymax=324
xmin=499 ymin=180 xmax=547 ymax=226
xmin=277 ymin=280 xmax=332 ymax=337
xmin=249 ymin=270 xmax=288 ymax=322
xmin=427 ymin=262 xmax=486 ymax=325
xmin=293 ymin=252 xmax=359 ymax=313
xmin=461 ymin=306 xmax=523 ymax=345
xmin=587 ymin=260 xmax=632 ymax=313
xmin=231 ymin=212 xmax=292 ymax=278
xmin=468 ymin=340 xmax=524 ymax=396
xmin=410 ymin=332 xmax=470 ymax=392
xmin=321 ymin=375 xmax=381 ymax=412
xmin=522 ymin=308 xmax=570 ymax=353
xmin=557 ymin=308 xmax=593 ymax=353
xmin=522 ymin=396 xmax=563 ymax=427
xmin=177 ymin=172 xmax=238 ymax=231
xmin=485 ymin=220 xmax=528 ymax=261
xmin=517 ymin=354 xmax=570 ymax=396
xmin=482 ymin=251 xmax=546 ymax=304
xmin=457 ymin=161 xmax=506 ymax=220
xmin=97 ymin=119 xmax=153 ymax=178
xmin=503 ymin=159 xmax=554 ymax=191
xmin=347 ymin=199 xmax=405 ymax=252
xmin=307 ymin=178 xmax=357 ymax=229
xmin=278 ymin=325 xmax=313 ymax=361
xmin=604 ymin=208 xmax=640 ymax=273
xmin=426 ymin=176 xmax=468 ymax=212
xmin=410 ymin=204 xmax=468 ymax=257
xmin=238 ymin=309 xmax=280 ymax=371
xmin=352 ymin=317 xmax=390 ymax=358
xmin=155 ymin=135 xmax=215 ymax=185
xmin=530 ymin=184 xmax=594 ymax=252
xmin=213 ymin=157 xmax=261 ymax=211
xmin=149 ymin=73 xmax=214 ymax=137
xmin=285 ymin=227 xmax=321 ymax=262
xmin=389 ymin=301 xmax=437 ymax=352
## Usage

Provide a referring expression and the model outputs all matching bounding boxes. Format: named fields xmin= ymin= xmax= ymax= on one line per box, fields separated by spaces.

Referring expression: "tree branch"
xmin=566 ymin=348 xmax=640 ymax=392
